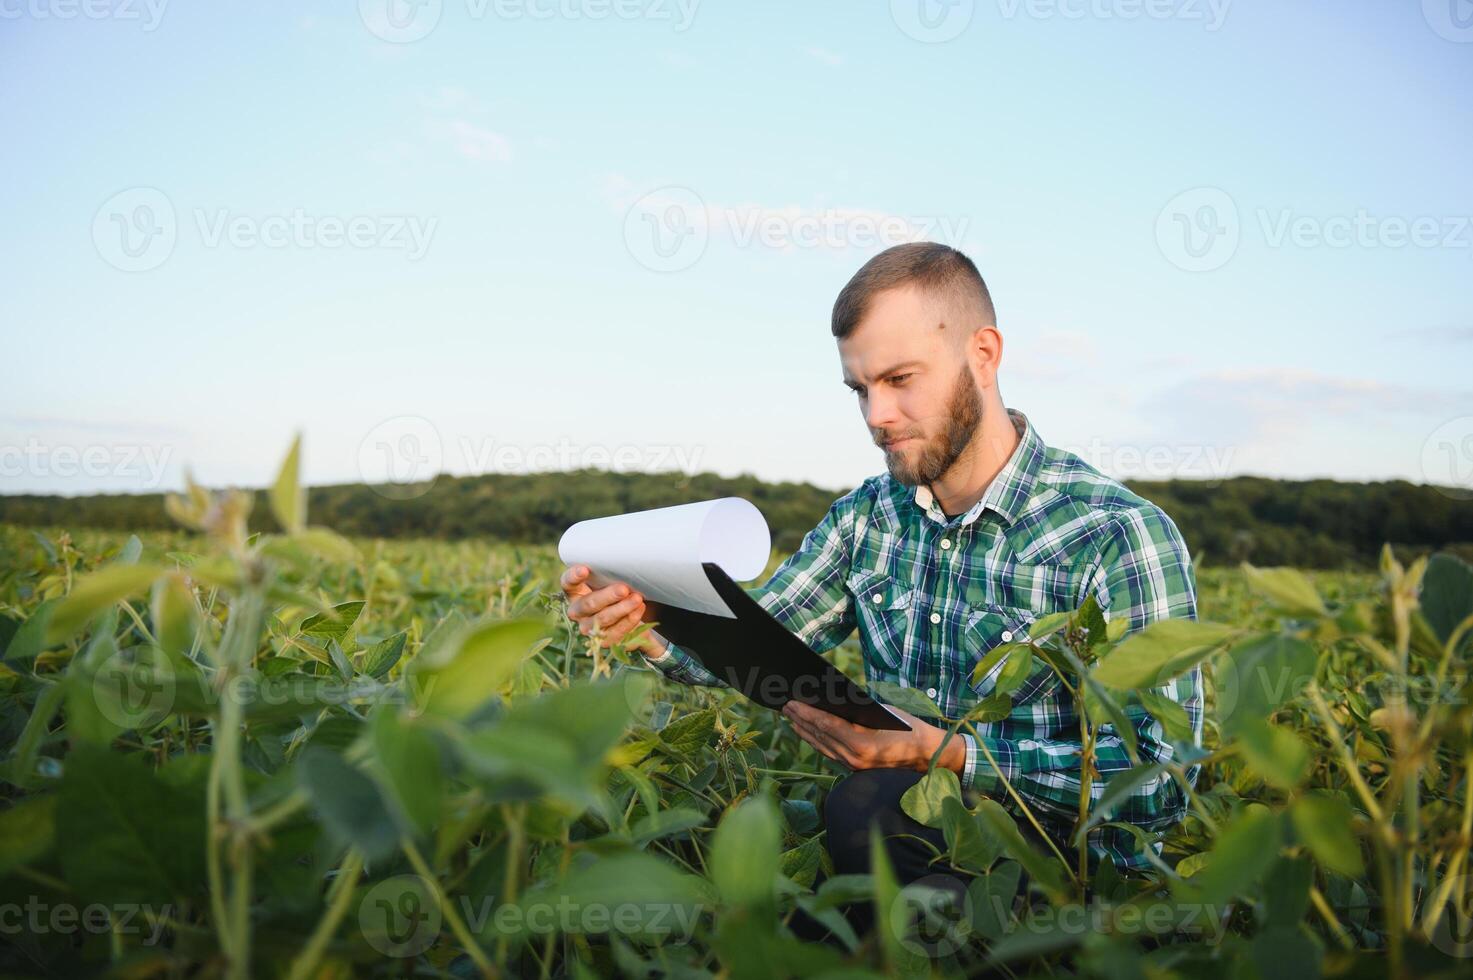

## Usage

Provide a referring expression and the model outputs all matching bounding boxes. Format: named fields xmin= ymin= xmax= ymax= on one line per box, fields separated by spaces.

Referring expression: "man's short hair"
xmin=831 ymin=242 xmax=996 ymax=340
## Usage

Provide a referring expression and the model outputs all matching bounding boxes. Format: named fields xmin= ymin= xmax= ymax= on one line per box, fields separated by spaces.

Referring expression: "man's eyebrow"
xmin=842 ymin=361 xmax=925 ymax=388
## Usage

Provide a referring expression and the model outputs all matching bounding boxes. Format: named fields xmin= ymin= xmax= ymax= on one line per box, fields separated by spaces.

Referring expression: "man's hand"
xmin=781 ymin=700 xmax=966 ymax=776
xmin=559 ymin=564 xmax=667 ymax=658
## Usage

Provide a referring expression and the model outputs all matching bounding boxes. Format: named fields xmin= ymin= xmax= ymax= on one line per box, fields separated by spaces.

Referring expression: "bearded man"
xmin=561 ymin=242 xmax=1201 ymax=932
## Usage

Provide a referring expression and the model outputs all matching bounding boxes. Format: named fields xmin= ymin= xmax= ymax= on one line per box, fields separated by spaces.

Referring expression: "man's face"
xmin=838 ymin=285 xmax=984 ymax=486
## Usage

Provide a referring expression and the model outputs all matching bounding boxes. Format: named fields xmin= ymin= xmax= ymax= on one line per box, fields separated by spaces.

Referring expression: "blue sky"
xmin=2 ymin=0 xmax=1471 ymax=499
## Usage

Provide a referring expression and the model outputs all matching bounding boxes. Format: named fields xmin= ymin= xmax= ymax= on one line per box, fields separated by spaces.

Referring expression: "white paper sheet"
xmin=557 ymin=497 xmax=771 ymax=618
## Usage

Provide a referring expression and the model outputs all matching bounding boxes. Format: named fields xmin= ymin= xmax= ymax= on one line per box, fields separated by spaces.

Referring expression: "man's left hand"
xmin=781 ymin=700 xmax=966 ymax=776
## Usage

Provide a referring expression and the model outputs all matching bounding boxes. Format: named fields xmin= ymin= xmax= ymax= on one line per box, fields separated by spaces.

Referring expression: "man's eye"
xmin=891 ymin=374 xmax=912 ymax=386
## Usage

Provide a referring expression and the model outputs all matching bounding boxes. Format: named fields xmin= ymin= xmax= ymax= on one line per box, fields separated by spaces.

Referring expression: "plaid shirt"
xmin=646 ymin=408 xmax=1202 ymax=870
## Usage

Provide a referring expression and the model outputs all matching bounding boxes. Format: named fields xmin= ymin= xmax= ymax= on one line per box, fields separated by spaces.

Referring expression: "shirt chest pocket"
xmin=845 ymin=567 xmax=913 ymax=672
xmin=964 ymin=569 xmax=1074 ymax=701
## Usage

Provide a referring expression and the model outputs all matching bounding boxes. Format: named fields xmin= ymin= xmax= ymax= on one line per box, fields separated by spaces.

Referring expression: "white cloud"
xmin=446 ymin=120 xmax=513 ymax=163
xmin=804 ymin=46 xmax=843 ymax=67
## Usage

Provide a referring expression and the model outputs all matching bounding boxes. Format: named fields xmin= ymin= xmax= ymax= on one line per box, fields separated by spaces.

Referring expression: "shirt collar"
xmin=908 ymin=408 xmax=1044 ymax=528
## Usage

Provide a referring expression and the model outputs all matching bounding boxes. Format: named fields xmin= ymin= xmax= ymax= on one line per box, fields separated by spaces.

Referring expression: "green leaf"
xmin=709 ymin=794 xmax=781 ymax=908
xmin=412 ymin=617 xmax=546 ymax=720
xmin=1178 ymin=805 xmax=1281 ymax=906
xmin=57 ymin=745 xmax=206 ymax=906
xmin=300 ymin=600 xmax=365 ymax=640
xmin=455 ymin=675 xmax=642 ymax=808
xmin=295 ymin=745 xmax=400 ymax=861
xmin=1091 ymin=619 xmax=1237 ymax=690
xmin=1241 ymin=564 xmax=1327 ymax=617
xmin=658 ymin=707 xmax=717 ymax=758
xmin=969 ymin=861 xmax=1021 ymax=940
xmin=1262 ymin=854 xmax=1314 ymax=925
xmin=0 ymin=795 xmax=57 ymax=875
xmin=1075 ymin=762 xmax=1166 ymax=840
xmin=1215 ymin=632 xmax=1318 ymax=736
xmin=971 ymin=641 xmax=1024 ymax=687
xmin=359 ymin=631 xmax=406 ymax=679
xmin=505 ymin=853 xmax=710 ymax=941
xmin=993 ymin=645 xmax=1035 ymax=696
xmin=370 ymin=708 xmax=443 ymax=837
xmin=631 ymin=807 xmax=706 ymax=845
xmin=1289 ymin=793 xmax=1364 ymax=876
xmin=270 ymin=433 xmax=306 ymax=533
xmin=966 ymin=693 xmax=1013 ymax=723
xmin=900 ymin=766 xmax=961 ymax=829
xmin=5 ymin=598 xmax=57 ymax=663
xmin=869 ymin=680 xmax=943 ymax=719
xmin=943 ymin=796 xmax=1001 ymax=872
xmin=150 ymin=573 xmax=199 ymax=658
xmin=45 ymin=564 xmax=164 ymax=644
xmin=973 ymin=799 xmax=1067 ymax=902
xmin=869 ymin=824 xmax=929 ymax=978
xmin=1236 ymin=720 xmax=1309 ymax=790
xmin=1420 ymin=553 xmax=1473 ymax=646
xmin=1137 ymin=688 xmax=1193 ymax=743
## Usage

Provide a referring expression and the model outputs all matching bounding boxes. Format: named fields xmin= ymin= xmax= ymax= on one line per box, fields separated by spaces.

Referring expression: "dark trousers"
xmin=802 ymin=768 xmax=970 ymax=940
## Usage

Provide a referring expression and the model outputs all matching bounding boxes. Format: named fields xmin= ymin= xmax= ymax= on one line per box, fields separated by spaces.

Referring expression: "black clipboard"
xmin=642 ymin=562 xmax=911 ymax=732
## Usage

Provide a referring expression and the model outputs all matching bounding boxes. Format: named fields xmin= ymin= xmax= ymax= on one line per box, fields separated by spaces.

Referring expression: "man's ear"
xmin=971 ymin=324 xmax=1003 ymax=386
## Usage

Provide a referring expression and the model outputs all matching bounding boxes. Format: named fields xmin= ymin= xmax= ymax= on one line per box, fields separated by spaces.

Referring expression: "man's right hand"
xmin=559 ymin=565 xmax=667 ymax=658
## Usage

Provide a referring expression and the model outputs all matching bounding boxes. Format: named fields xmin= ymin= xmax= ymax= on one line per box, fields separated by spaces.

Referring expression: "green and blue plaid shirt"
xmin=646 ymin=408 xmax=1202 ymax=869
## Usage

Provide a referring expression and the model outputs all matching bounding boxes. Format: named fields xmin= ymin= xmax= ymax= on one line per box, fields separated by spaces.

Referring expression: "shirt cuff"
xmin=960 ymin=732 xmax=1007 ymax=798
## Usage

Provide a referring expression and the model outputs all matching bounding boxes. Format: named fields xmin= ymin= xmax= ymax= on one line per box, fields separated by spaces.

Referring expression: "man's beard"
xmin=881 ymin=365 xmax=983 ymax=487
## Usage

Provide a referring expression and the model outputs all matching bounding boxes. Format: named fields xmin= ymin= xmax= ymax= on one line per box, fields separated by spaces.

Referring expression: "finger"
xmin=791 ymin=717 xmax=851 ymax=767
xmin=560 ymin=565 xmax=592 ymax=596
xmin=603 ymin=608 xmax=645 ymax=646
xmin=568 ymin=581 xmax=631 ymax=620
xmin=594 ymin=593 xmax=644 ymax=629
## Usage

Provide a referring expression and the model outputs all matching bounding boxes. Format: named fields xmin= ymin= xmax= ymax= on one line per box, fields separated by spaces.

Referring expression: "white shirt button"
xmin=1001 ymin=629 xmax=1014 ymax=642
xmin=1018 ymin=739 xmax=1037 ymax=750
xmin=926 ymin=687 xmax=938 ymax=699
xmin=929 ymin=612 xmax=941 ymax=624
xmin=940 ymin=538 xmax=952 ymax=550
xmin=872 ymin=593 xmax=883 ymax=604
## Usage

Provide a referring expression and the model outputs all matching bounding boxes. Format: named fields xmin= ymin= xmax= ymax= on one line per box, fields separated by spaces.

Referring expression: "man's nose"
xmin=864 ymin=392 xmax=900 ymax=433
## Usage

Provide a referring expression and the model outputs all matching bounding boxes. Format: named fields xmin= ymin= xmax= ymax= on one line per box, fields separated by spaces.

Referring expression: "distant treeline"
xmin=1 ymin=470 xmax=1469 ymax=569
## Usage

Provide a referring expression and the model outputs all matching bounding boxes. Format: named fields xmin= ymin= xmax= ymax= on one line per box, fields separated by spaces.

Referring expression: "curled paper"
xmin=557 ymin=497 xmax=772 ymax=618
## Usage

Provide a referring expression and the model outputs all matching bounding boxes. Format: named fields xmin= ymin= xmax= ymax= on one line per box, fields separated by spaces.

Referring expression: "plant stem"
xmin=285 ymin=849 xmax=364 ymax=980
xmin=403 ymin=838 xmax=498 ymax=979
